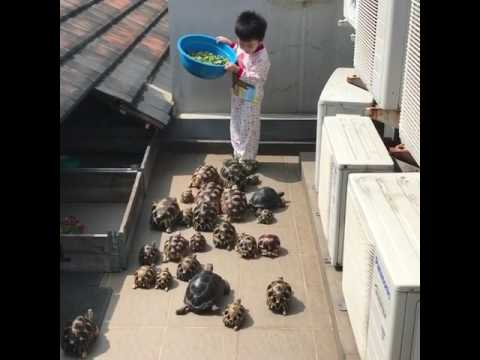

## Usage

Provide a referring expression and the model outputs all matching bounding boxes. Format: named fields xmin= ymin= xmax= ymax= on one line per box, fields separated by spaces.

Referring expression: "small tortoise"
xmin=256 ymin=209 xmax=275 ymax=224
xmin=249 ymin=187 xmax=288 ymax=211
xmin=236 ymin=233 xmax=258 ymax=259
xmin=155 ymin=267 xmax=173 ymax=291
xmin=150 ymin=197 xmax=182 ymax=233
xmin=266 ymin=277 xmax=293 ymax=315
xmin=190 ymin=164 xmax=221 ymax=188
xmin=192 ymin=201 xmax=218 ymax=232
xmin=221 ymin=185 xmax=249 ymax=222
xmin=213 ymin=221 xmax=237 ymax=250
xmin=163 ymin=233 xmax=189 ymax=262
xmin=177 ymin=254 xmax=202 ymax=282
xmin=220 ymin=160 xmax=261 ymax=190
xmin=61 ymin=309 xmax=99 ymax=360
xmin=181 ymin=207 xmax=193 ymax=228
xmin=194 ymin=184 xmax=223 ymax=214
xmin=138 ymin=242 xmax=160 ymax=266
xmin=176 ymin=263 xmax=230 ymax=315
xmin=258 ymin=234 xmax=281 ymax=258
xmin=133 ymin=265 xmax=157 ymax=289
xmin=223 ymin=299 xmax=247 ymax=331
xmin=222 ymin=158 xmax=259 ymax=175
xmin=181 ymin=189 xmax=194 ymax=204
xmin=190 ymin=232 xmax=207 ymax=252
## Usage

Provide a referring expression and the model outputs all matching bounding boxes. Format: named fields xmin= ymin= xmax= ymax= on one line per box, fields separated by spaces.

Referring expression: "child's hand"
xmin=216 ymin=36 xmax=233 ymax=46
xmin=224 ymin=62 xmax=240 ymax=74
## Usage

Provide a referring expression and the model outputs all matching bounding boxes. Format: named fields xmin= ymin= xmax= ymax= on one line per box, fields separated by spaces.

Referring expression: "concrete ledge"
xmin=299 ymin=152 xmax=361 ymax=360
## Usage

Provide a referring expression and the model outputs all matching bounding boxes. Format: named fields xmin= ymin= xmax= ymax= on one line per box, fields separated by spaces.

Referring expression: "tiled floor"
xmin=83 ymin=153 xmax=339 ymax=360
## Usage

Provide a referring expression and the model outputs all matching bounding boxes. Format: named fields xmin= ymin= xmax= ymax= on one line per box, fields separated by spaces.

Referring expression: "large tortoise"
xmin=249 ymin=187 xmax=288 ymax=215
xmin=176 ymin=263 xmax=230 ymax=315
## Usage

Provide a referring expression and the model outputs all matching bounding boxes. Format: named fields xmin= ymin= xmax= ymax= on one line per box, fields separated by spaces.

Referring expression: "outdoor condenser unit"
xmin=342 ymin=173 xmax=420 ymax=359
xmin=317 ymin=114 xmax=393 ymax=268
xmin=314 ymin=68 xmax=373 ymax=190
xmin=354 ymin=0 xmax=412 ymax=110
xmin=399 ymin=0 xmax=420 ymax=165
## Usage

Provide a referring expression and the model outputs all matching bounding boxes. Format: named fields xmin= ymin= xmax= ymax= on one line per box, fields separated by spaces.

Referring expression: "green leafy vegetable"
xmin=190 ymin=51 xmax=229 ymax=66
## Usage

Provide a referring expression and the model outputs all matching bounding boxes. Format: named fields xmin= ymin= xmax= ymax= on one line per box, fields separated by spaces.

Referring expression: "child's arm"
xmin=216 ymin=36 xmax=236 ymax=48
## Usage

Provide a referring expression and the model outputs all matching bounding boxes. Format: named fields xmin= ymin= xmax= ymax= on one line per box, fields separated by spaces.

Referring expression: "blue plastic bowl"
xmin=177 ymin=34 xmax=237 ymax=79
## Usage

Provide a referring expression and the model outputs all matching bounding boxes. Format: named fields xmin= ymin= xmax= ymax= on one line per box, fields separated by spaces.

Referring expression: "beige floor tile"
xmin=237 ymin=329 xmax=317 ymax=360
xmin=160 ymin=327 xmax=238 ymax=360
xmin=90 ymin=326 xmax=166 ymax=360
xmin=314 ymin=328 xmax=341 ymax=360
xmin=301 ymin=255 xmax=327 ymax=289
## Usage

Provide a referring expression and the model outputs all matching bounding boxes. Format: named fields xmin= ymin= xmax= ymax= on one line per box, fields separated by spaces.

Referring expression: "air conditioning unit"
xmin=317 ymin=114 xmax=393 ymax=268
xmin=399 ymin=0 xmax=420 ymax=165
xmin=314 ymin=68 xmax=373 ymax=190
xmin=343 ymin=0 xmax=359 ymax=29
xmin=342 ymin=173 xmax=420 ymax=359
xmin=354 ymin=0 xmax=412 ymax=110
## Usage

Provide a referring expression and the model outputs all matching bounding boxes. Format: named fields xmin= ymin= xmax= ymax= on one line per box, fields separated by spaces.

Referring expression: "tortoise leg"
xmin=176 ymin=306 xmax=190 ymax=315
xmin=234 ymin=325 xmax=240 ymax=331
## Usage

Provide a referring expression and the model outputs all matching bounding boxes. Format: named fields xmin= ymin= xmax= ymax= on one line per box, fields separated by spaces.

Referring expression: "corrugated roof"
xmin=60 ymin=0 xmax=173 ymax=127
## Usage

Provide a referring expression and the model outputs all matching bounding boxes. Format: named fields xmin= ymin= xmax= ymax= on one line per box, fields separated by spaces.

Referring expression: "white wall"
xmin=169 ymin=0 xmax=354 ymax=114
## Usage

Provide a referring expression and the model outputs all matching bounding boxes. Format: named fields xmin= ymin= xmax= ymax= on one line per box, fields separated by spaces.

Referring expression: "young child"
xmin=216 ymin=11 xmax=270 ymax=169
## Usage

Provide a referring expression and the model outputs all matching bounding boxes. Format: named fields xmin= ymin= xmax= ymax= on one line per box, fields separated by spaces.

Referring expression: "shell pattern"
xmin=220 ymin=161 xmax=248 ymax=189
xmin=138 ymin=242 xmax=160 ymax=266
xmin=176 ymin=254 xmax=202 ymax=282
xmin=213 ymin=221 xmax=237 ymax=250
xmin=189 ymin=164 xmax=221 ymax=188
xmin=61 ymin=309 xmax=99 ymax=360
xmin=256 ymin=209 xmax=275 ymax=224
xmin=236 ymin=233 xmax=258 ymax=259
xmin=150 ymin=197 xmax=182 ymax=233
xmin=163 ymin=233 xmax=189 ymax=262
xmin=223 ymin=299 xmax=247 ymax=331
xmin=266 ymin=277 xmax=293 ymax=315
xmin=190 ymin=232 xmax=207 ymax=252
xmin=194 ymin=185 xmax=223 ymax=214
xmin=181 ymin=207 xmax=193 ymax=227
xmin=133 ymin=265 xmax=157 ymax=289
xmin=258 ymin=234 xmax=281 ymax=258
xmin=221 ymin=186 xmax=249 ymax=222
xmin=155 ymin=267 xmax=173 ymax=291
xmin=181 ymin=189 xmax=194 ymax=204
xmin=192 ymin=201 xmax=218 ymax=232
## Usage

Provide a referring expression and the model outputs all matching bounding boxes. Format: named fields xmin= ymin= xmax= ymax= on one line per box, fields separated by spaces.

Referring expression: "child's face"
xmin=238 ymin=39 xmax=261 ymax=54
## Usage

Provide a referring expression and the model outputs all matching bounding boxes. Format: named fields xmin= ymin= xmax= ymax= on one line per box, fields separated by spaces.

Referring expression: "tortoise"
xmin=176 ymin=254 xmax=202 ymax=282
xmin=176 ymin=263 xmax=230 ymax=315
xmin=190 ymin=164 xmax=222 ymax=189
xmin=150 ymin=197 xmax=182 ymax=233
xmin=256 ymin=209 xmax=275 ymax=224
xmin=220 ymin=160 xmax=261 ymax=190
xmin=212 ymin=221 xmax=237 ymax=250
xmin=163 ymin=233 xmax=189 ymax=262
xmin=181 ymin=189 xmax=194 ymax=204
xmin=194 ymin=184 xmax=223 ymax=214
xmin=236 ymin=233 xmax=258 ymax=259
xmin=221 ymin=185 xmax=249 ymax=222
xmin=190 ymin=232 xmax=207 ymax=252
xmin=138 ymin=242 xmax=160 ymax=266
xmin=61 ymin=309 xmax=99 ymax=359
xmin=266 ymin=277 xmax=293 ymax=315
xmin=258 ymin=234 xmax=281 ymax=258
xmin=249 ymin=187 xmax=288 ymax=212
xmin=133 ymin=265 xmax=157 ymax=289
xmin=223 ymin=298 xmax=247 ymax=331
xmin=222 ymin=158 xmax=259 ymax=175
xmin=181 ymin=207 xmax=193 ymax=228
xmin=192 ymin=201 xmax=218 ymax=232
xmin=155 ymin=267 xmax=173 ymax=291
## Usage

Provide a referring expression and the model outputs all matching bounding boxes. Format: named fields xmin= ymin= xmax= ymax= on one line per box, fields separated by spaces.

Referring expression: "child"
xmin=216 ymin=10 xmax=270 ymax=170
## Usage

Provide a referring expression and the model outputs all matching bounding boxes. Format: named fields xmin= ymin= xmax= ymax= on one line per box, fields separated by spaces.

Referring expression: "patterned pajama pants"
xmin=230 ymin=94 xmax=262 ymax=161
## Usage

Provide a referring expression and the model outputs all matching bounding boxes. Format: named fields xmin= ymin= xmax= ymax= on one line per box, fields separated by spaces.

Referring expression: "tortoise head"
xmin=205 ymin=263 xmax=214 ymax=272
xmin=235 ymin=298 xmax=242 ymax=305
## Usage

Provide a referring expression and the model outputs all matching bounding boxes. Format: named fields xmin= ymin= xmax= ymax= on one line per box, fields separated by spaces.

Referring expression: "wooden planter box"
xmin=60 ymin=170 xmax=145 ymax=272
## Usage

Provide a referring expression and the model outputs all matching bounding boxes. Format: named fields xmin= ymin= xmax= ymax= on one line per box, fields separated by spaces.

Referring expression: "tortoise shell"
xmin=181 ymin=207 xmax=193 ymax=228
xmin=150 ymin=197 xmax=182 ymax=233
xmin=249 ymin=187 xmax=286 ymax=210
xmin=258 ymin=234 xmax=281 ymax=258
xmin=181 ymin=189 xmax=194 ymax=204
xmin=176 ymin=264 xmax=230 ymax=314
xmin=266 ymin=277 xmax=293 ymax=315
xmin=221 ymin=186 xmax=248 ymax=222
xmin=190 ymin=232 xmax=207 ymax=252
xmin=133 ymin=265 xmax=157 ymax=289
xmin=213 ymin=221 xmax=237 ymax=250
xmin=220 ymin=161 xmax=248 ymax=189
xmin=236 ymin=233 xmax=258 ymax=259
xmin=163 ymin=233 xmax=189 ymax=262
xmin=155 ymin=267 xmax=173 ymax=291
xmin=190 ymin=165 xmax=221 ymax=189
xmin=177 ymin=254 xmax=202 ymax=282
xmin=223 ymin=299 xmax=247 ymax=331
xmin=138 ymin=242 xmax=160 ymax=266
xmin=61 ymin=309 xmax=99 ymax=359
xmin=192 ymin=201 xmax=218 ymax=232
xmin=256 ymin=209 xmax=275 ymax=224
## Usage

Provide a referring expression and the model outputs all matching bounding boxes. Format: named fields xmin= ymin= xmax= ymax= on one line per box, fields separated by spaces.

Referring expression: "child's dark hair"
xmin=235 ymin=11 xmax=267 ymax=41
